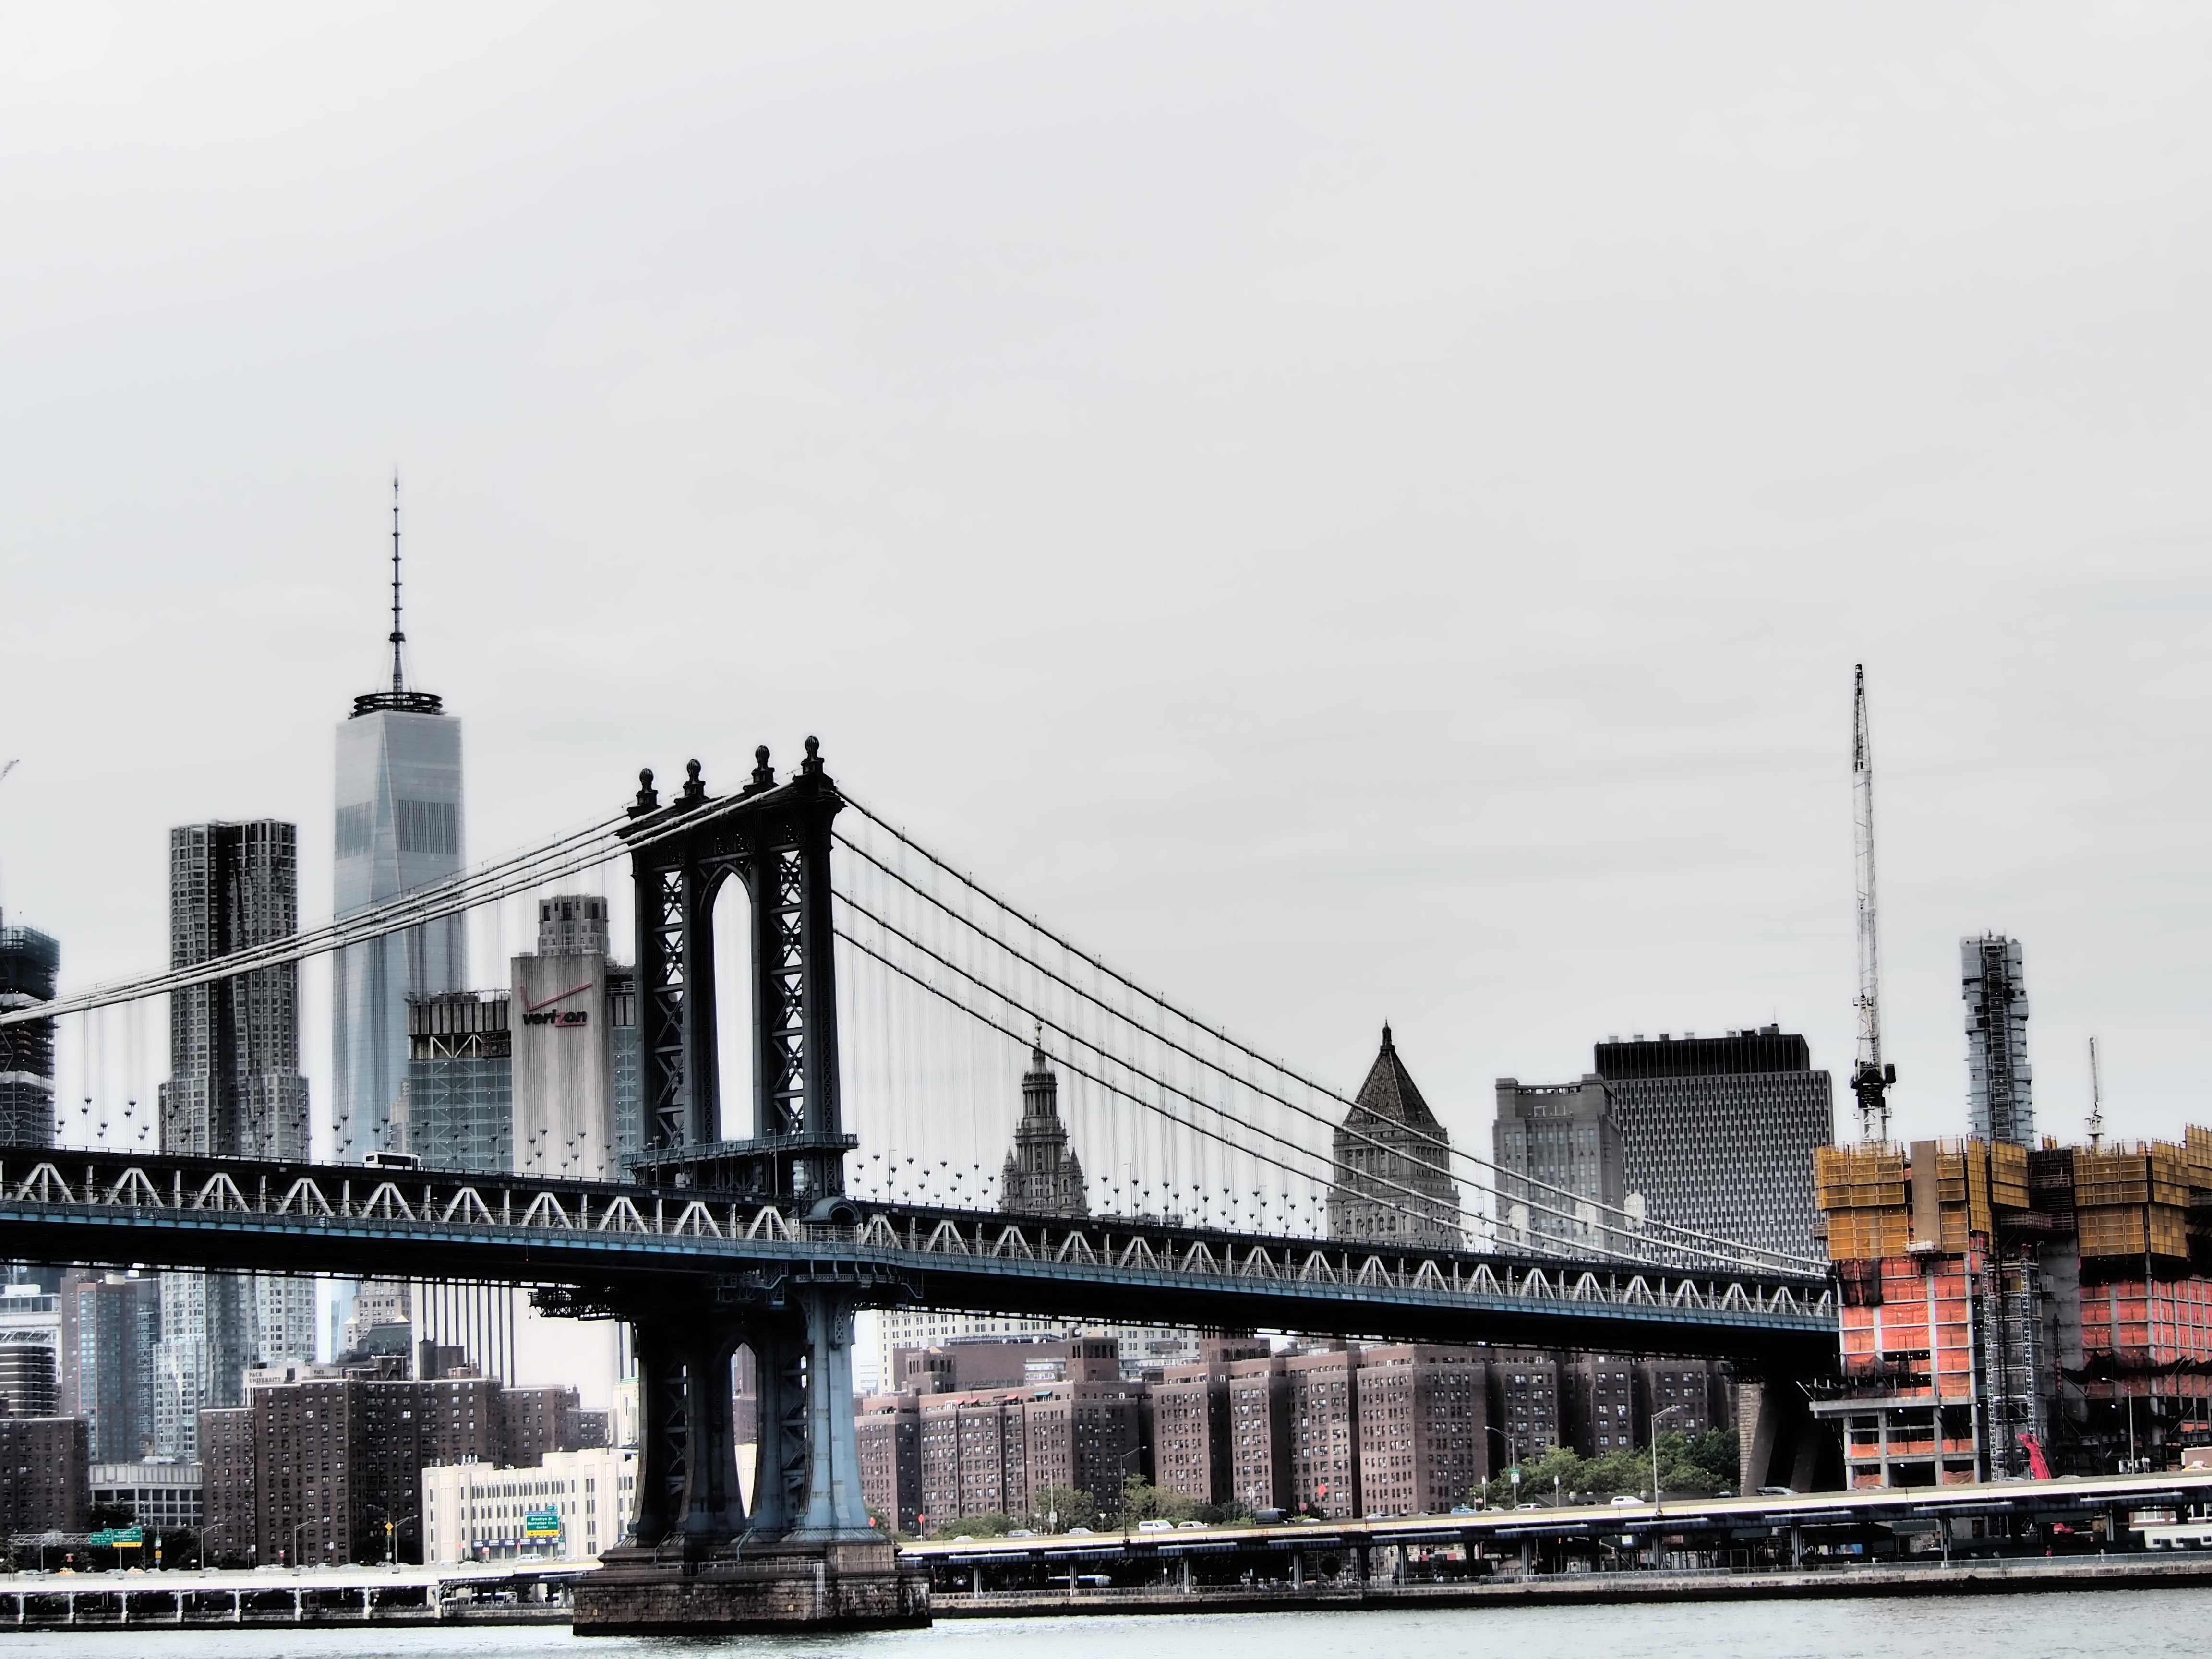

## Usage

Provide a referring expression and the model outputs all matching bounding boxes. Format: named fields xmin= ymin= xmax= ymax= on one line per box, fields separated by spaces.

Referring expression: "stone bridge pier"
xmin=573 ymin=1276 xmax=928 ymax=1634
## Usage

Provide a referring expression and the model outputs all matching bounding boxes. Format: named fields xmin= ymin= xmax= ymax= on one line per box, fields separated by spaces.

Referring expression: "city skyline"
xmin=6 ymin=9 xmax=2212 ymax=1181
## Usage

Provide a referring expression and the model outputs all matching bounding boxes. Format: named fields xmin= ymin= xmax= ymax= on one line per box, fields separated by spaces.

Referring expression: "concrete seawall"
xmin=932 ymin=1551 xmax=2212 ymax=1618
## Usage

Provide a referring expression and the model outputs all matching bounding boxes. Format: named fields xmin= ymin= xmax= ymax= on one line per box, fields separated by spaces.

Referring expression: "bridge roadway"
xmin=1 ymin=1559 xmax=588 ymax=1625
xmin=906 ymin=1468 xmax=2212 ymax=1572
xmin=0 ymin=1145 xmax=1833 ymax=1363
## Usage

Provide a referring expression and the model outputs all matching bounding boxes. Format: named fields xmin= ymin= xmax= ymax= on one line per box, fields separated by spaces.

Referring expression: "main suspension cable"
xmin=836 ymin=899 xmax=1782 ymax=1272
xmin=834 ymin=814 xmax=1821 ymax=1273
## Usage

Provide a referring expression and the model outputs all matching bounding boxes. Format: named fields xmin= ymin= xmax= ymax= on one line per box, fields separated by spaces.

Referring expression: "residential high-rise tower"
xmin=0 ymin=914 xmax=59 ymax=1146
xmin=153 ymin=820 xmax=316 ymax=1454
xmin=1962 ymin=935 xmax=2032 ymax=1146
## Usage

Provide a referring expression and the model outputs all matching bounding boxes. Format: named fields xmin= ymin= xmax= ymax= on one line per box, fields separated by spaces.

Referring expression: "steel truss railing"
xmin=0 ymin=1152 xmax=1832 ymax=1331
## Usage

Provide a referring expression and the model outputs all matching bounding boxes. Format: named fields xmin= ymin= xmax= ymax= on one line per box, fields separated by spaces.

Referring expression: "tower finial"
xmin=389 ymin=470 xmax=406 ymax=694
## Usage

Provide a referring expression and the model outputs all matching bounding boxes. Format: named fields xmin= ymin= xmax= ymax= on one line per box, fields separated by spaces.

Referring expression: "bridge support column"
xmin=1738 ymin=1377 xmax=1831 ymax=1494
xmin=789 ymin=1284 xmax=873 ymax=1536
xmin=575 ymin=1287 xmax=926 ymax=1635
xmin=626 ymin=1314 xmax=748 ymax=1551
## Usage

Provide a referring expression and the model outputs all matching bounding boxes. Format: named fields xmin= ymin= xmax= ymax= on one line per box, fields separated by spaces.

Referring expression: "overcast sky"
xmin=6 ymin=4 xmax=2212 ymax=1180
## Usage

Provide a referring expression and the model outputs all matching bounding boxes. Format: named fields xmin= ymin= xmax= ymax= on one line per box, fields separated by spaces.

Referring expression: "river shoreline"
xmin=931 ymin=1551 xmax=2212 ymax=1617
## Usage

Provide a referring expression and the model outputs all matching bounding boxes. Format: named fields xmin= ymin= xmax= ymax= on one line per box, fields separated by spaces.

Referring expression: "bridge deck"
xmin=0 ymin=1147 xmax=1835 ymax=1361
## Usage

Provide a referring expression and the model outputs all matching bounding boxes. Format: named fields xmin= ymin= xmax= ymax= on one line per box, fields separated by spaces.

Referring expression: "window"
xmin=396 ymin=798 xmax=460 ymax=855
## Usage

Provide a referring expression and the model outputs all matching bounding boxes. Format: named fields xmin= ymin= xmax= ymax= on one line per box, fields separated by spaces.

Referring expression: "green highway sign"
xmin=523 ymin=1511 xmax=562 ymax=1539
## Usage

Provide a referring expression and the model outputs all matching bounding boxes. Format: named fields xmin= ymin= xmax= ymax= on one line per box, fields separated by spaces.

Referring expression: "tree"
xmin=157 ymin=1529 xmax=201 ymax=1570
xmin=1028 ymin=1485 xmax=1099 ymax=1534
xmin=1676 ymin=1429 xmax=1740 ymax=1490
xmin=1113 ymin=1477 xmax=1200 ymax=1527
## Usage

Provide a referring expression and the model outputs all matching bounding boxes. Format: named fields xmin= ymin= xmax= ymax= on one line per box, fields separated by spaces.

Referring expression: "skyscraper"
xmin=397 ymin=991 xmax=514 ymax=1173
xmin=153 ymin=821 xmax=316 ymax=1454
xmin=331 ymin=487 xmax=467 ymax=1159
xmin=68 ymin=1272 xmax=160 ymax=1462
xmin=0 ymin=914 xmax=59 ymax=1146
xmin=1596 ymin=1027 xmax=1831 ymax=1260
xmin=158 ymin=823 xmax=310 ymax=1159
xmin=391 ymin=895 xmax=643 ymax=1179
xmin=1496 ymin=1026 xmax=1834 ymax=1262
xmin=512 ymin=896 xmax=618 ymax=1180
xmin=1963 ymin=935 xmax=2033 ymax=1146
xmin=1491 ymin=1074 xmax=1625 ymax=1253
xmin=1326 ymin=1026 xmax=1461 ymax=1249
xmin=0 ymin=1281 xmax=62 ymax=1419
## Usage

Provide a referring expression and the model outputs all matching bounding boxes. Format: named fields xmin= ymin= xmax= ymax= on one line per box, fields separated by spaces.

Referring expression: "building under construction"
xmin=1814 ymin=1130 xmax=2212 ymax=1486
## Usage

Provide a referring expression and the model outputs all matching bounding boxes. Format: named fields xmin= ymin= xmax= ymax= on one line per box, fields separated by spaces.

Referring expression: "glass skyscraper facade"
xmin=0 ymin=915 xmax=59 ymax=1146
xmin=331 ymin=694 xmax=467 ymax=1159
xmin=398 ymin=991 xmax=514 ymax=1173
xmin=1963 ymin=934 xmax=2033 ymax=1146
xmin=152 ymin=821 xmax=316 ymax=1455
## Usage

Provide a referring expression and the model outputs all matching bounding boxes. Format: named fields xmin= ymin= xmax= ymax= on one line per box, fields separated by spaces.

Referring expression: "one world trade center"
xmin=331 ymin=483 xmax=467 ymax=1159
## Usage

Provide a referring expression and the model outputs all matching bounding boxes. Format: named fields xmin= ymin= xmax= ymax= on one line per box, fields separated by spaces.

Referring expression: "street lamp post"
xmin=290 ymin=1517 xmax=327 ymax=1568
xmin=1485 ymin=1425 xmax=1521 ymax=1507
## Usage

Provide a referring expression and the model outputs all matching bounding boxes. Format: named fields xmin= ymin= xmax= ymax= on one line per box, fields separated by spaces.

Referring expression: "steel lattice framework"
xmin=623 ymin=744 xmax=851 ymax=1203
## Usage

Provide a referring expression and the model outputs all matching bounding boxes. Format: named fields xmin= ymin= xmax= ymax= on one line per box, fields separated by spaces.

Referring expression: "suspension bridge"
xmin=0 ymin=741 xmax=1835 ymax=1632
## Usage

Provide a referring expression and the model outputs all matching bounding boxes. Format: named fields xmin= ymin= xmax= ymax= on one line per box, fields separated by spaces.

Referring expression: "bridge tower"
xmin=575 ymin=741 xmax=925 ymax=1634
xmin=624 ymin=738 xmax=854 ymax=1201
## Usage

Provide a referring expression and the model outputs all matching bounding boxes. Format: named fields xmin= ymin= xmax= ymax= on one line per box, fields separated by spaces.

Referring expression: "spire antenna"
xmin=389 ymin=470 xmax=406 ymax=694
xmin=350 ymin=474 xmax=442 ymax=717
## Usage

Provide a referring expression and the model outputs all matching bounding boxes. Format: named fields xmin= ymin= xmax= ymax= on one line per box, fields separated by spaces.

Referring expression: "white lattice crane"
xmin=1851 ymin=666 xmax=1895 ymax=1143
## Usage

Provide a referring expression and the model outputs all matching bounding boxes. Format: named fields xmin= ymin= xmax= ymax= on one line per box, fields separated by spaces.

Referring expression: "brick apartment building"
xmin=1488 ymin=1350 xmax=1562 ymax=1466
xmin=889 ymin=1337 xmax=1144 ymax=1527
xmin=0 ymin=1416 xmax=89 ymax=1535
xmin=916 ymin=1392 xmax=1029 ymax=1523
xmin=1355 ymin=1345 xmax=1487 ymax=1515
xmin=1151 ymin=1338 xmax=1269 ymax=1506
xmin=1561 ymin=1354 xmax=1731 ymax=1456
xmin=1227 ymin=1354 xmax=1292 ymax=1512
xmin=1286 ymin=1347 xmax=1360 ymax=1518
xmin=200 ymin=1360 xmax=598 ymax=1566
xmin=855 ymin=1392 xmax=922 ymax=1531
xmin=1562 ymin=1353 xmax=1638 ymax=1456
xmin=871 ymin=1336 xmax=1730 ymax=1529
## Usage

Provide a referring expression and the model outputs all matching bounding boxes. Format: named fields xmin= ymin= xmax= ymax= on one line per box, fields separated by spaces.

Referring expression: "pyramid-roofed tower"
xmin=1326 ymin=1025 xmax=1461 ymax=1248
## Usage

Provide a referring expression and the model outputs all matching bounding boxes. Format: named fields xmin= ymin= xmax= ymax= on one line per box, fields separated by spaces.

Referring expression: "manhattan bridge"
xmin=0 ymin=742 xmax=1833 ymax=1626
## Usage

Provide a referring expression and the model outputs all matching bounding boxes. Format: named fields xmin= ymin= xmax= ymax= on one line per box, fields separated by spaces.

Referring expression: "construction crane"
xmin=2087 ymin=1035 xmax=2105 ymax=1151
xmin=1851 ymin=666 xmax=1895 ymax=1143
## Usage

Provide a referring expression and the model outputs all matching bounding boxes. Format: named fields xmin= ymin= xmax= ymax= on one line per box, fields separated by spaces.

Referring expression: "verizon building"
xmin=394 ymin=895 xmax=640 ymax=1180
xmin=512 ymin=896 xmax=631 ymax=1181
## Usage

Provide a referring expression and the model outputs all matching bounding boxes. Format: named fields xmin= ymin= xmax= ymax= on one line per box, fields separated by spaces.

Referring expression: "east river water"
xmin=1 ymin=1595 xmax=2200 ymax=1659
